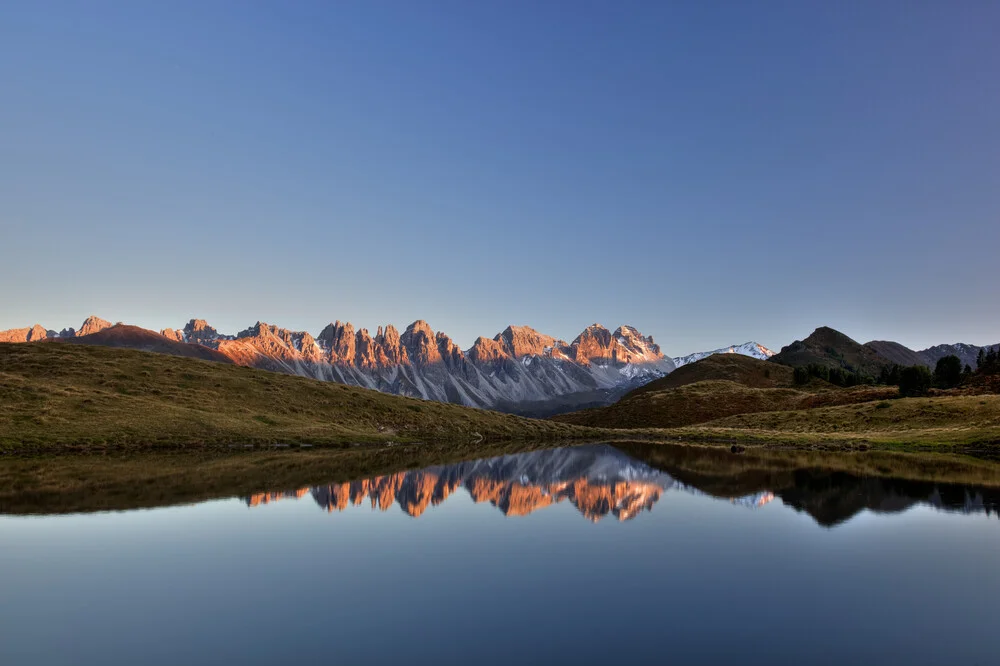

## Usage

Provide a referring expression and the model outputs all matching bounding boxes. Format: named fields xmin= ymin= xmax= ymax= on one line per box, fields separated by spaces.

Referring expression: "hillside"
xmin=628 ymin=354 xmax=797 ymax=396
xmin=921 ymin=343 xmax=999 ymax=370
xmin=688 ymin=394 xmax=1000 ymax=448
xmin=770 ymin=326 xmax=889 ymax=376
xmin=863 ymin=340 xmax=927 ymax=368
xmin=0 ymin=342 xmax=596 ymax=453
xmin=51 ymin=324 xmax=233 ymax=364
xmin=552 ymin=353 xmax=896 ymax=430
xmin=554 ymin=380 xmax=809 ymax=429
xmin=553 ymin=378 xmax=894 ymax=430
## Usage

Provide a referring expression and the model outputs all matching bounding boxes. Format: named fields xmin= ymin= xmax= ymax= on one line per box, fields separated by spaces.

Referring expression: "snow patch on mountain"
xmin=672 ymin=341 xmax=775 ymax=368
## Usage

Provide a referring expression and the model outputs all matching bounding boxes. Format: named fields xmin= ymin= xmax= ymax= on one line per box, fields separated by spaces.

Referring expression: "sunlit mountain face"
xmin=243 ymin=445 xmax=1000 ymax=526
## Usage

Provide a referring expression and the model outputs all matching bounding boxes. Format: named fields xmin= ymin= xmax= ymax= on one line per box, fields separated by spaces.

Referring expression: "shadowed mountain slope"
xmin=770 ymin=326 xmax=890 ymax=376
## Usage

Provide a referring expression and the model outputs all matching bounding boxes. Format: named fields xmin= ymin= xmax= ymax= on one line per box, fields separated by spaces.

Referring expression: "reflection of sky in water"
xmin=2 ymin=448 xmax=1000 ymax=665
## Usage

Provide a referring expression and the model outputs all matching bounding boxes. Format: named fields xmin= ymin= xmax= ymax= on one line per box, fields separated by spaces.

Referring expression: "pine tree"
xmin=933 ymin=355 xmax=962 ymax=389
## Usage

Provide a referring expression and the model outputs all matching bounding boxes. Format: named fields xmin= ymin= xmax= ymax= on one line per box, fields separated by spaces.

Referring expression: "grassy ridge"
xmin=687 ymin=394 xmax=1000 ymax=448
xmin=554 ymin=379 xmax=898 ymax=429
xmin=631 ymin=353 xmax=799 ymax=394
xmin=0 ymin=342 xmax=598 ymax=452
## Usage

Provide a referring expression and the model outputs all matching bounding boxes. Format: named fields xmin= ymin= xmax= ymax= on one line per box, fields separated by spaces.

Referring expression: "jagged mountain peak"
xmin=404 ymin=319 xmax=434 ymax=335
xmin=400 ymin=320 xmax=440 ymax=365
xmin=494 ymin=325 xmax=560 ymax=358
xmin=161 ymin=318 xmax=220 ymax=344
xmin=575 ymin=323 xmax=611 ymax=340
xmin=614 ymin=324 xmax=642 ymax=337
xmin=0 ymin=324 xmax=49 ymax=343
xmin=78 ymin=315 xmax=112 ymax=337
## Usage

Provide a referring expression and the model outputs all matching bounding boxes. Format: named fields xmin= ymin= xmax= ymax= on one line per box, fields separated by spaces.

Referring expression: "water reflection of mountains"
xmin=244 ymin=444 xmax=1000 ymax=526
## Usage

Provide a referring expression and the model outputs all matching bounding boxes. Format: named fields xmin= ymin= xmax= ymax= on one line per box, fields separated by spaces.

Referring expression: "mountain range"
xmin=771 ymin=326 xmax=999 ymax=375
xmin=2 ymin=316 xmax=996 ymax=414
xmin=1 ymin=316 xmax=675 ymax=414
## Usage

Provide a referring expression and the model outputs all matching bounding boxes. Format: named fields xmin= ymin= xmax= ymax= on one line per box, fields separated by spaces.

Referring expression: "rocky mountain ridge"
xmin=2 ymin=316 xmax=674 ymax=413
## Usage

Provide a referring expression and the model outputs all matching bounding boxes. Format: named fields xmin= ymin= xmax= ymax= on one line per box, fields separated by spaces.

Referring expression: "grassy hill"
xmin=51 ymin=324 xmax=233 ymax=363
xmin=0 ymin=342 xmax=596 ymax=453
xmin=552 ymin=347 xmax=1000 ymax=450
xmin=629 ymin=353 xmax=797 ymax=395
xmin=554 ymin=379 xmax=896 ymax=430
xmin=553 ymin=354 xmax=893 ymax=430
xmin=770 ymin=326 xmax=890 ymax=376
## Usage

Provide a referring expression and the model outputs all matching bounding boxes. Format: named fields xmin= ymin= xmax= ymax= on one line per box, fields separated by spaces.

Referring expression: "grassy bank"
xmin=0 ymin=343 xmax=600 ymax=452
xmin=0 ymin=440 xmax=567 ymax=514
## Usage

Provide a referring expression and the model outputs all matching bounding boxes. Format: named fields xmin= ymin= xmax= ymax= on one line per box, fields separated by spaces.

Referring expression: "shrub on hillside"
xmin=793 ymin=363 xmax=874 ymax=387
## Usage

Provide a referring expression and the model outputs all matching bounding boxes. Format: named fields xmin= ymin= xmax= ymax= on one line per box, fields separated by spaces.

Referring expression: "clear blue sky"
xmin=2 ymin=1 xmax=998 ymax=355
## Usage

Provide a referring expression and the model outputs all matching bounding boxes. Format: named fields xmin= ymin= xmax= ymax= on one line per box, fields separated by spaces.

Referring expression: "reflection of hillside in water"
xmin=616 ymin=443 xmax=1000 ymax=527
xmin=245 ymin=444 xmax=1000 ymax=527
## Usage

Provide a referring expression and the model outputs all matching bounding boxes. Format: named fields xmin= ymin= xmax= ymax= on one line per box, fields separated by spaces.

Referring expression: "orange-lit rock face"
xmin=0 ymin=324 xmax=49 ymax=343
xmin=435 ymin=332 xmax=465 ymax=369
xmin=161 ymin=319 xmax=221 ymax=345
xmin=400 ymin=320 xmax=441 ymax=366
xmin=495 ymin=326 xmax=563 ymax=359
xmin=569 ymin=324 xmax=615 ymax=365
xmin=77 ymin=316 xmax=113 ymax=337
xmin=612 ymin=325 xmax=662 ymax=364
xmin=467 ymin=337 xmax=508 ymax=364
xmin=375 ymin=325 xmax=407 ymax=366
xmin=318 ymin=321 xmax=356 ymax=365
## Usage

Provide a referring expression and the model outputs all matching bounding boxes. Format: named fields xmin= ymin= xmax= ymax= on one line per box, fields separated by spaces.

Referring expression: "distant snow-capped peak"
xmin=672 ymin=341 xmax=775 ymax=368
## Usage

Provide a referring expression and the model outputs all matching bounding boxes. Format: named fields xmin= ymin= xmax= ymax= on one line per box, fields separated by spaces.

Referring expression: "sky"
xmin=2 ymin=1 xmax=998 ymax=355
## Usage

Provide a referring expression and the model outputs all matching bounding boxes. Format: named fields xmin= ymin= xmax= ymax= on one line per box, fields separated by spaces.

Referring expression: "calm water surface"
xmin=2 ymin=444 xmax=999 ymax=665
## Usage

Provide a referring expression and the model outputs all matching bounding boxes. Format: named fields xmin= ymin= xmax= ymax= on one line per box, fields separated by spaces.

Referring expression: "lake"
xmin=2 ymin=443 xmax=999 ymax=665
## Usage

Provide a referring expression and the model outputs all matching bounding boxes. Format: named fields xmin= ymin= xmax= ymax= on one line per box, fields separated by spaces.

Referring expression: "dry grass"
xmin=0 ymin=342 xmax=600 ymax=452
xmin=555 ymin=380 xmax=809 ymax=428
xmin=685 ymin=394 xmax=1000 ymax=448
